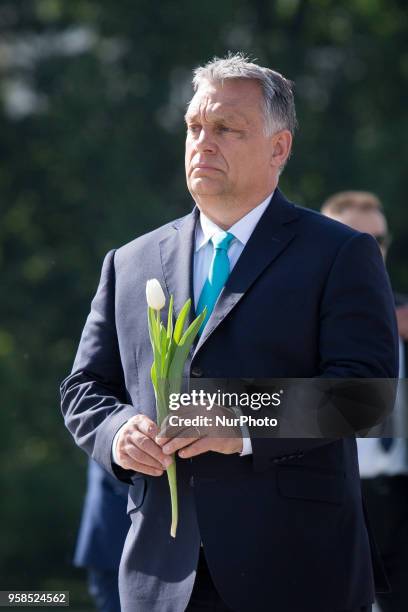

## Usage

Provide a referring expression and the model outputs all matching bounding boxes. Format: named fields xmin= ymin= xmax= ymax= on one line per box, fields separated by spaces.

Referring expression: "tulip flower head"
xmin=146 ymin=279 xmax=166 ymax=311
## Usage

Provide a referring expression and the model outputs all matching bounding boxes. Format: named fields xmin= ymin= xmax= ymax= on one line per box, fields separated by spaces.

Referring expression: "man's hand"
xmin=396 ymin=304 xmax=408 ymax=341
xmin=155 ymin=403 xmax=243 ymax=459
xmin=115 ymin=414 xmax=173 ymax=476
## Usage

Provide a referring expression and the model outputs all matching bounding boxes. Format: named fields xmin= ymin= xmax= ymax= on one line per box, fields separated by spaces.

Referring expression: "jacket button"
xmin=191 ymin=366 xmax=203 ymax=377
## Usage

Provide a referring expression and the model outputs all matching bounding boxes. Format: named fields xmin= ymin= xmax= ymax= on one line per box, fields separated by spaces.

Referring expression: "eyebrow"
xmin=184 ymin=109 xmax=249 ymax=126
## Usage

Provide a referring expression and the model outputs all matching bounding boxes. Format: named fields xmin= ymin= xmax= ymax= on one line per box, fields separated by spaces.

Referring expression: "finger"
xmin=120 ymin=457 xmax=164 ymax=477
xmin=130 ymin=431 xmax=173 ymax=467
xmin=162 ymin=436 xmax=200 ymax=455
xmin=133 ymin=415 xmax=159 ymax=439
xmin=178 ymin=437 xmax=212 ymax=459
xmin=125 ymin=443 xmax=170 ymax=470
xmin=155 ymin=424 xmax=176 ymax=447
xmin=155 ymin=420 xmax=195 ymax=446
xmin=155 ymin=435 xmax=170 ymax=447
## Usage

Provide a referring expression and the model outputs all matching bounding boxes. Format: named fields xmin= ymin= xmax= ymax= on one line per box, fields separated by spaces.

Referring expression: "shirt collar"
xmin=195 ymin=191 xmax=274 ymax=253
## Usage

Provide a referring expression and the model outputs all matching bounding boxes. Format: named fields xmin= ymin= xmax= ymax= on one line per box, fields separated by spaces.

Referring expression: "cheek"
xmin=185 ymin=140 xmax=194 ymax=162
xmin=244 ymin=144 xmax=271 ymax=170
xmin=184 ymin=148 xmax=191 ymax=169
xmin=229 ymin=146 xmax=261 ymax=173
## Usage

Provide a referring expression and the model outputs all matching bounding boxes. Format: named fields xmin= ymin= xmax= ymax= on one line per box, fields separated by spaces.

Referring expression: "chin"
xmin=189 ymin=178 xmax=224 ymax=197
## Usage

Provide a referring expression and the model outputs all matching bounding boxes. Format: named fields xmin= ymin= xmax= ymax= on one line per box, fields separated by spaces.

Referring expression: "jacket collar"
xmin=159 ymin=188 xmax=299 ymax=358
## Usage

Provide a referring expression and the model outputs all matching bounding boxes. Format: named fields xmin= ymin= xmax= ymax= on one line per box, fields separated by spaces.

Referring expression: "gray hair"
xmin=192 ymin=52 xmax=297 ymax=137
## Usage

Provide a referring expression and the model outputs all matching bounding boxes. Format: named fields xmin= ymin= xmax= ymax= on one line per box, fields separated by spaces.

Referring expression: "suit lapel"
xmin=159 ymin=207 xmax=198 ymax=329
xmin=192 ymin=189 xmax=299 ymax=357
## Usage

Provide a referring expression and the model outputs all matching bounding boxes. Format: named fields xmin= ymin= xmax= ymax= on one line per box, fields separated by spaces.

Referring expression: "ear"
xmin=270 ymin=130 xmax=292 ymax=168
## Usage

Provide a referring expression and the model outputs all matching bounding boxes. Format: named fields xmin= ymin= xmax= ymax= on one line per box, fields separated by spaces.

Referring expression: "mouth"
xmin=192 ymin=164 xmax=221 ymax=173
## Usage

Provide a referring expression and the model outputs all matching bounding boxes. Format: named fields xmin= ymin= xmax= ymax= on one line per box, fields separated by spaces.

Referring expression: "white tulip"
xmin=146 ymin=279 xmax=166 ymax=310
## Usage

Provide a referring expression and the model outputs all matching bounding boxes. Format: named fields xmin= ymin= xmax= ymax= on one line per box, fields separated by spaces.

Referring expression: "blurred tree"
xmin=0 ymin=0 xmax=407 ymax=602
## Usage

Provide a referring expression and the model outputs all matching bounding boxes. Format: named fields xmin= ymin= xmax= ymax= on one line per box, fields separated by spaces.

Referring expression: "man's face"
xmin=328 ymin=209 xmax=388 ymax=259
xmin=184 ymin=78 xmax=278 ymax=205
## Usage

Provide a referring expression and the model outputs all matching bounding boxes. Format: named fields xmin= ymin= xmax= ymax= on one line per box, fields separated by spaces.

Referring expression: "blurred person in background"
xmin=73 ymin=459 xmax=130 ymax=612
xmin=322 ymin=190 xmax=408 ymax=612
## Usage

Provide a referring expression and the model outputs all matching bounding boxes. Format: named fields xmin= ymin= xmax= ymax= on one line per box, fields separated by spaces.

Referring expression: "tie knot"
xmin=211 ymin=231 xmax=234 ymax=251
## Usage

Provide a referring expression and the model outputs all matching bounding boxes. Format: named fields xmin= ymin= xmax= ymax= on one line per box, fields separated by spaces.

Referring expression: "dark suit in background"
xmin=74 ymin=459 xmax=130 ymax=612
xmin=320 ymin=191 xmax=408 ymax=612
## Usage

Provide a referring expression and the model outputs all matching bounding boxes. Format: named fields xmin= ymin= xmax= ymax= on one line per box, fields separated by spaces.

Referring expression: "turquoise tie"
xmin=197 ymin=231 xmax=235 ymax=335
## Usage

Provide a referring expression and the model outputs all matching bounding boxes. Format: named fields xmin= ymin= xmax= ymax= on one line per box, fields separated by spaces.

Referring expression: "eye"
xmin=216 ymin=125 xmax=231 ymax=133
xmin=187 ymin=124 xmax=201 ymax=134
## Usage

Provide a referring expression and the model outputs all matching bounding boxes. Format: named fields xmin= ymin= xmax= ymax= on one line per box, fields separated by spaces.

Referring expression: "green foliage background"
xmin=1 ymin=0 xmax=407 ymax=608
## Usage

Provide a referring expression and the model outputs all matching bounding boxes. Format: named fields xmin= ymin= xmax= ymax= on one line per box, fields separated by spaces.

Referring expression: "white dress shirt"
xmin=193 ymin=193 xmax=274 ymax=456
xmin=193 ymin=194 xmax=272 ymax=308
xmin=357 ymin=337 xmax=408 ymax=477
xmin=112 ymin=192 xmax=274 ymax=463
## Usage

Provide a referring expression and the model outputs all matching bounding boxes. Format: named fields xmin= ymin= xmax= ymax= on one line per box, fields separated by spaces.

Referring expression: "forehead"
xmin=185 ymin=78 xmax=264 ymax=122
xmin=335 ymin=209 xmax=387 ymax=234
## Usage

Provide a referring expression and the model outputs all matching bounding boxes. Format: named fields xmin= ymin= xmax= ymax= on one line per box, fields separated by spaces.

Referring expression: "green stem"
xmin=157 ymin=386 xmax=178 ymax=538
xmin=166 ymin=461 xmax=178 ymax=538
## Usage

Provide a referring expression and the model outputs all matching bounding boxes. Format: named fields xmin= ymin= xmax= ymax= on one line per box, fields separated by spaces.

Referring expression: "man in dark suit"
xmin=73 ymin=459 xmax=130 ymax=612
xmin=61 ymin=54 xmax=398 ymax=612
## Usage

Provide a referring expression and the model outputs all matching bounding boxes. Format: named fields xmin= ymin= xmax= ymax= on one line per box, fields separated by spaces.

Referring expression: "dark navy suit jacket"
xmin=61 ymin=189 xmax=398 ymax=612
xmin=73 ymin=459 xmax=130 ymax=571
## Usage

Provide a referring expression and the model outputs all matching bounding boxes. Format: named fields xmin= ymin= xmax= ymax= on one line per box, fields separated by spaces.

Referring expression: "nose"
xmin=195 ymin=127 xmax=216 ymax=154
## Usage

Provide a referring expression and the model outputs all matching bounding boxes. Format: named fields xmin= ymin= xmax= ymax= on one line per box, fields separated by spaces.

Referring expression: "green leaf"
xmin=151 ymin=361 xmax=157 ymax=392
xmin=148 ymin=306 xmax=160 ymax=349
xmin=155 ymin=382 xmax=169 ymax=424
xmin=163 ymin=336 xmax=176 ymax=378
xmin=167 ymin=294 xmax=174 ymax=340
xmin=179 ymin=307 xmax=207 ymax=347
xmin=159 ymin=323 xmax=168 ymax=376
xmin=168 ymin=307 xmax=207 ymax=395
xmin=173 ymin=299 xmax=191 ymax=344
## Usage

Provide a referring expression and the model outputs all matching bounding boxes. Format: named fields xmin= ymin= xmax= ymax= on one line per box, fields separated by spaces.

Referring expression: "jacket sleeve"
xmin=318 ymin=232 xmax=398 ymax=379
xmin=60 ymin=249 xmax=136 ymax=483
xmin=250 ymin=232 xmax=399 ymax=471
